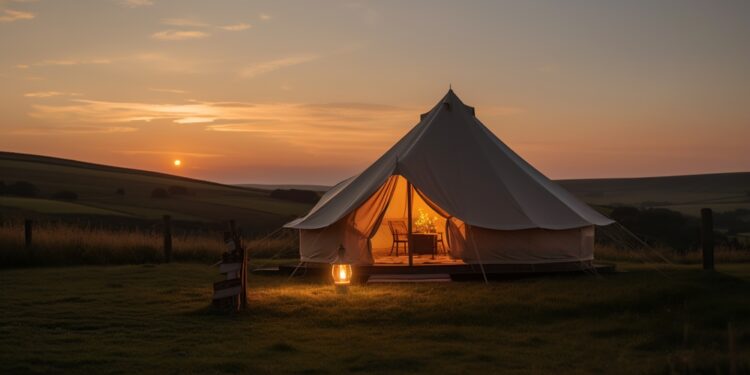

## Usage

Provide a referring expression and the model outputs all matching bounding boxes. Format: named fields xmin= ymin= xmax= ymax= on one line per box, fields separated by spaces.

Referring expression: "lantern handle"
xmin=337 ymin=244 xmax=345 ymax=260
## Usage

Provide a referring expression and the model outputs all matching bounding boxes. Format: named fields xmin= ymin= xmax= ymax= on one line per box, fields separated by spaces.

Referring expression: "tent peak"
xmin=436 ymin=88 xmax=475 ymax=117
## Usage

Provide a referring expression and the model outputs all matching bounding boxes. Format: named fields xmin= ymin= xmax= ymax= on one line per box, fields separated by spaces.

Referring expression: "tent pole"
xmin=407 ymin=181 xmax=414 ymax=267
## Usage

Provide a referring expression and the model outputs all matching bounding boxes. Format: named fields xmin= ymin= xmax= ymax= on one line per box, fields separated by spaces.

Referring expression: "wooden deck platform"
xmin=367 ymin=273 xmax=452 ymax=284
xmin=269 ymin=261 xmax=616 ymax=279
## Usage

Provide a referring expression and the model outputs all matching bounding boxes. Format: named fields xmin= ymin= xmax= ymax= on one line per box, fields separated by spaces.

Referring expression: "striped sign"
xmin=213 ymin=278 xmax=241 ymax=300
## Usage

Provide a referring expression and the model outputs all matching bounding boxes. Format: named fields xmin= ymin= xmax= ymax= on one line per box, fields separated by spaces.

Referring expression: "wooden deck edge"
xmin=278 ymin=262 xmax=616 ymax=277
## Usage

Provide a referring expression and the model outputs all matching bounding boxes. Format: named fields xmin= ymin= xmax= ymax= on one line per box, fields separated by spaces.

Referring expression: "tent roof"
xmin=285 ymin=90 xmax=614 ymax=230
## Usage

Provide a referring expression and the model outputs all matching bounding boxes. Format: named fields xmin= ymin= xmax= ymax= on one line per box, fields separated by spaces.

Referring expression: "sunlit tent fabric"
xmin=284 ymin=90 xmax=613 ymax=265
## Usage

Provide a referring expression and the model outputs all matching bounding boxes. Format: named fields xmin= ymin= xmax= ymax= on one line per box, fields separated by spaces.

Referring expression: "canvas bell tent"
xmin=284 ymin=90 xmax=613 ymax=268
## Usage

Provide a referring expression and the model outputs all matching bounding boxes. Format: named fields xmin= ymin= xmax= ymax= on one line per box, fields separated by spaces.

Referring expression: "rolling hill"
xmin=0 ymin=152 xmax=313 ymax=233
xmin=3 ymin=151 xmax=748 ymax=234
xmin=557 ymin=172 xmax=750 ymax=216
xmin=244 ymin=173 xmax=750 ymax=217
xmin=238 ymin=184 xmax=331 ymax=192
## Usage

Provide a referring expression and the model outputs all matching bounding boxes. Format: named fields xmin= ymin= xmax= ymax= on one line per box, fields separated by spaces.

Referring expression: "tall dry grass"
xmin=595 ymin=244 xmax=750 ymax=264
xmin=2 ymin=220 xmax=748 ymax=267
xmin=0 ymin=221 xmax=299 ymax=267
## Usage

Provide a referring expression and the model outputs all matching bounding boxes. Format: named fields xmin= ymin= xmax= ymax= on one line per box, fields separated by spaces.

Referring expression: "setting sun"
xmin=174 ymin=159 xmax=181 ymax=167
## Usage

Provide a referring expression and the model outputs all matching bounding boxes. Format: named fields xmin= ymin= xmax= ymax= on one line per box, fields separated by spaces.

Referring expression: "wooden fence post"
xmin=228 ymin=220 xmax=248 ymax=310
xmin=24 ymin=219 xmax=33 ymax=249
xmin=163 ymin=215 xmax=172 ymax=263
xmin=700 ymin=208 xmax=714 ymax=270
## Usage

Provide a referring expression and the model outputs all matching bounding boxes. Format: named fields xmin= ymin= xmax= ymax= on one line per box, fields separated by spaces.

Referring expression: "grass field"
xmin=1 ymin=262 xmax=748 ymax=374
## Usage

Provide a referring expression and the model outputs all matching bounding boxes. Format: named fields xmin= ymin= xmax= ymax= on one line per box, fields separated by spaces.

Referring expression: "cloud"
xmin=131 ymin=52 xmax=211 ymax=73
xmin=24 ymin=91 xmax=80 ymax=98
xmin=27 ymin=98 xmax=415 ymax=153
xmin=10 ymin=125 xmax=137 ymax=135
xmin=114 ymin=150 xmax=224 ymax=158
xmin=173 ymin=117 xmax=215 ymax=124
xmin=121 ymin=0 xmax=153 ymax=8
xmin=161 ymin=18 xmax=209 ymax=27
xmin=220 ymin=23 xmax=251 ymax=31
xmin=149 ymin=88 xmax=188 ymax=94
xmin=30 ymin=99 xmax=408 ymax=125
xmin=160 ymin=18 xmax=251 ymax=31
xmin=240 ymin=54 xmax=319 ymax=78
xmin=18 ymin=53 xmax=213 ymax=74
xmin=151 ymin=30 xmax=209 ymax=41
xmin=19 ymin=58 xmax=112 ymax=68
xmin=259 ymin=13 xmax=271 ymax=21
xmin=482 ymin=106 xmax=525 ymax=116
xmin=0 ymin=9 xmax=35 ymax=22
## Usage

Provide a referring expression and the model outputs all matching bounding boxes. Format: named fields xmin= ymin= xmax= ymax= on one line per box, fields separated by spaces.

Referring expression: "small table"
xmin=410 ymin=233 xmax=438 ymax=259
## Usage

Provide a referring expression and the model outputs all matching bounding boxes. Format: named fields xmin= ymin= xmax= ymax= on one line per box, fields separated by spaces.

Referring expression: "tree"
xmin=269 ymin=189 xmax=320 ymax=204
xmin=51 ymin=190 xmax=78 ymax=201
xmin=609 ymin=206 xmax=700 ymax=251
xmin=151 ymin=188 xmax=169 ymax=198
xmin=5 ymin=181 xmax=38 ymax=197
xmin=167 ymin=185 xmax=190 ymax=195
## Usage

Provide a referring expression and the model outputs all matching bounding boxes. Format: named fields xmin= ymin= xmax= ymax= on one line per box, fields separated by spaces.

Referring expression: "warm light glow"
xmin=331 ymin=263 xmax=352 ymax=285
xmin=173 ymin=159 xmax=181 ymax=167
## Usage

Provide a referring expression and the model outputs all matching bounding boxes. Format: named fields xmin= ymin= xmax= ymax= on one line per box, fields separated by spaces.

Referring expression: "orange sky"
xmin=1 ymin=0 xmax=749 ymax=184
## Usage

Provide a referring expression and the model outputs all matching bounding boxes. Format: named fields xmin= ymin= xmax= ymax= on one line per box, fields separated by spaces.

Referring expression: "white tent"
xmin=285 ymin=90 xmax=613 ymax=266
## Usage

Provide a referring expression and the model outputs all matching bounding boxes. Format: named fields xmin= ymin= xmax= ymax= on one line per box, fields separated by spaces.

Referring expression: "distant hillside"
xmin=0 ymin=152 xmax=313 ymax=232
xmin=244 ymin=172 xmax=750 ymax=217
xmin=3 ymin=152 xmax=747 ymax=230
xmin=239 ymin=184 xmax=331 ymax=192
xmin=558 ymin=172 xmax=750 ymax=216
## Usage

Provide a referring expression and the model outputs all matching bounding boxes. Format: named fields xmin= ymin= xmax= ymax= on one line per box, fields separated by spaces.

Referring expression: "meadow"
xmin=0 ymin=262 xmax=748 ymax=374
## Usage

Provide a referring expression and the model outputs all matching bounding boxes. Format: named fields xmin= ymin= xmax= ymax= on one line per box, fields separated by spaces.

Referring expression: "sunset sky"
xmin=1 ymin=0 xmax=749 ymax=184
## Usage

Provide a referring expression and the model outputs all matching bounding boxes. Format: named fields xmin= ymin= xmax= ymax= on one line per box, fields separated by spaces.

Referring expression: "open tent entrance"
xmin=364 ymin=175 xmax=466 ymax=266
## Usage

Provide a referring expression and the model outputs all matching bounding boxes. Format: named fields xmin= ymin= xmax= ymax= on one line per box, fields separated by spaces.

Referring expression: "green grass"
xmin=1 ymin=262 xmax=748 ymax=374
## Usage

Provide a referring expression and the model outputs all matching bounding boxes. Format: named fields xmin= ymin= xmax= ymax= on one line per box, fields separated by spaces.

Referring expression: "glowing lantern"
xmin=331 ymin=245 xmax=352 ymax=290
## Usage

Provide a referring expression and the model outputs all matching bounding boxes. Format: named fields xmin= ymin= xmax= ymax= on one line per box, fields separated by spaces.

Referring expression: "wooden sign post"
xmin=213 ymin=220 xmax=247 ymax=311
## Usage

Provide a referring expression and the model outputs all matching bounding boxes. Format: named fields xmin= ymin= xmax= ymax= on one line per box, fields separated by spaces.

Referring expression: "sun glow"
xmin=173 ymin=159 xmax=181 ymax=167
